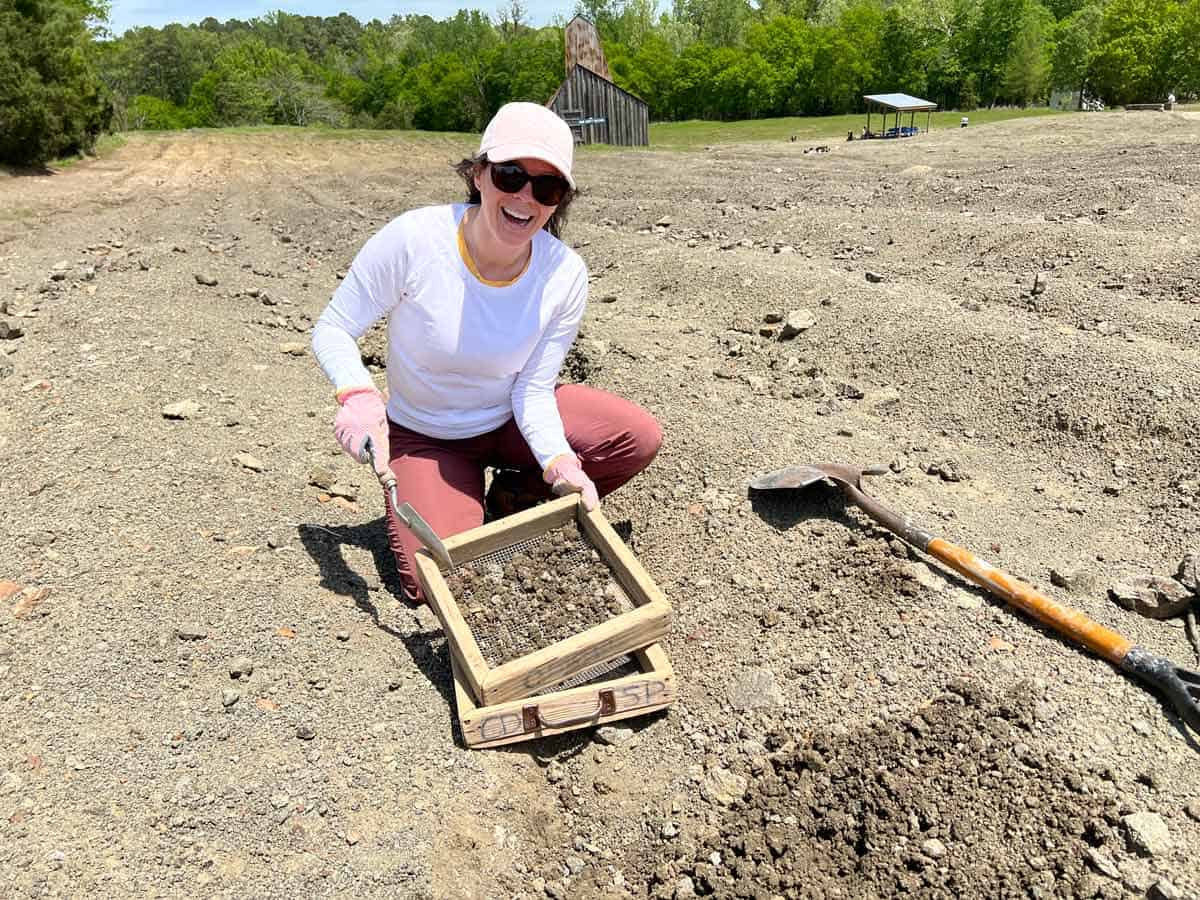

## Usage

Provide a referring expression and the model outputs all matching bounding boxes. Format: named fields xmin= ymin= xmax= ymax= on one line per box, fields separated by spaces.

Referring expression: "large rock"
xmin=1122 ymin=812 xmax=1170 ymax=857
xmin=778 ymin=309 xmax=816 ymax=340
xmin=700 ymin=767 xmax=747 ymax=807
xmin=162 ymin=400 xmax=200 ymax=420
xmin=1109 ymin=575 xmax=1193 ymax=619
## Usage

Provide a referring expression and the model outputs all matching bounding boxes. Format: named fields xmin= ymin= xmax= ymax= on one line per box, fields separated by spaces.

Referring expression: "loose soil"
xmin=444 ymin=522 xmax=627 ymax=667
xmin=2 ymin=116 xmax=1199 ymax=898
xmin=645 ymin=680 xmax=1125 ymax=899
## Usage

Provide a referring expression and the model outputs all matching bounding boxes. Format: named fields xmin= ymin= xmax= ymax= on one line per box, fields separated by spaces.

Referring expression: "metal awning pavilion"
xmin=863 ymin=93 xmax=938 ymax=139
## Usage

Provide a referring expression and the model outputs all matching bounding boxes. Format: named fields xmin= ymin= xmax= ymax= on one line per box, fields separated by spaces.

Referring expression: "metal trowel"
xmin=362 ymin=438 xmax=453 ymax=569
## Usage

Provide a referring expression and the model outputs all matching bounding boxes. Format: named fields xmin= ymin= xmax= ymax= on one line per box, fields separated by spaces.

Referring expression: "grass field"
xmin=648 ymin=107 xmax=1069 ymax=148
xmin=38 ymin=106 xmax=1077 ymax=169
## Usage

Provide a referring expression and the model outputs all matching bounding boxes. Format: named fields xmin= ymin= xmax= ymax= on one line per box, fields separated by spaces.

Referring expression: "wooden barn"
xmin=547 ymin=16 xmax=649 ymax=147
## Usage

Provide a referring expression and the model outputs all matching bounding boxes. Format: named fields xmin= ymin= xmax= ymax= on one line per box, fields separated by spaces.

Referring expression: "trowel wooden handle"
xmin=926 ymin=538 xmax=1133 ymax=665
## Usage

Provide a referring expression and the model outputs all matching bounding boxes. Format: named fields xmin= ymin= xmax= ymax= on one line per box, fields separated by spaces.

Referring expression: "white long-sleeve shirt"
xmin=311 ymin=204 xmax=587 ymax=469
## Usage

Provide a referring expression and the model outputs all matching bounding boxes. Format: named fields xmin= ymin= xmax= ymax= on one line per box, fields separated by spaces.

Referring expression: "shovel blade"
xmin=749 ymin=464 xmax=836 ymax=491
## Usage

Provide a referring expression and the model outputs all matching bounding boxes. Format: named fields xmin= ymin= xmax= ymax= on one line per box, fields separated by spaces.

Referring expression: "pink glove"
xmin=333 ymin=386 xmax=389 ymax=475
xmin=544 ymin=454 xmax=599 ymax=511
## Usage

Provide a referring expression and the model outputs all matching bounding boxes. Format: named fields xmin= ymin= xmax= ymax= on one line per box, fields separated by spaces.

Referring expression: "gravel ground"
xmin=1 ymin=113 xmax=1199 ymax=898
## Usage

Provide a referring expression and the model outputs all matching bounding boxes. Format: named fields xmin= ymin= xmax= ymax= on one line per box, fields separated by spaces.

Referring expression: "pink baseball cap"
xmin=478 ymin=102 xmax=576 ymax=189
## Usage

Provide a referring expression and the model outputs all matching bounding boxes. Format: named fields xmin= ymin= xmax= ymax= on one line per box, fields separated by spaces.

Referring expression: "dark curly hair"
xmin=453 ymin=154 xmax=576 ymax=239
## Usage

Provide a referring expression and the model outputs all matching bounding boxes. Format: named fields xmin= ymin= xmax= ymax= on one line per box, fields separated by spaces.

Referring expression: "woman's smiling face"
xmin=473 ymin=157 xmax=562 ymax=251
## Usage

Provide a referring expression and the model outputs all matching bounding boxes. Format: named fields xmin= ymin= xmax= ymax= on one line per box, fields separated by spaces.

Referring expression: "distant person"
xmin=311 ymin=102 xmax=662 ymax=604
xmin=960 ymin=116 xmax=969 ymax=128
xmin=1167 ymin=92 xmax=1176 ymax=108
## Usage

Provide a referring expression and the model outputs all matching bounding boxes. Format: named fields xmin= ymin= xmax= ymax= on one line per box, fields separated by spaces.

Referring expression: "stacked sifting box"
xmin=414 ymin=495 xmax=675 ymax=748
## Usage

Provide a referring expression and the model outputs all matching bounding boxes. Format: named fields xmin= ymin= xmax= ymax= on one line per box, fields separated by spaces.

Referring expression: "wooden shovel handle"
xmin=926 ymin=538 xmax=1132 ymax=665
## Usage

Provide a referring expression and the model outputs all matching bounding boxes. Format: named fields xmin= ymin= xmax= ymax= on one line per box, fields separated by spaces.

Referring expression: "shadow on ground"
xmin=296 ymin=515 xmax=457 ymax=711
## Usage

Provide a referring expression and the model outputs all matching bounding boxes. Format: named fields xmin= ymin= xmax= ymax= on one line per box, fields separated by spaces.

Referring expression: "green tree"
xmin=1002 ymin=3 xmax=1052 ymax=104
xmin=712 ymin=50 xmax=776 ymax=117
xmin=610 ymin=31 xmax=678 ymax=114
xmin=186 ymin=38 xmax=310 ymax=126
xmin=744 ymin=14 xmax=816 ymax=115
xmin=1179 ymin=0 xmax=1200 ymax=95
xmin=674 ymin=0 xmax=751 ymax=47
xmin=1050 ymin=3 xmax=1103 ymax=99
xmin=405 ymin=52 xmax=479 ymax=131
xmin=127 ymin=93 xmax=188 ymax=128
xmin=963 ymin=0 xmax=1039 ymax=104
xmin=0 ymin=0 xmax=112 ymax=165
xmin=480 ymin=26 xmax=563 ymax=117
xmin=1089 ymin=0 xmax=1184 ymax=104
xmin=805 ymin=1 xmax=884 ymax=114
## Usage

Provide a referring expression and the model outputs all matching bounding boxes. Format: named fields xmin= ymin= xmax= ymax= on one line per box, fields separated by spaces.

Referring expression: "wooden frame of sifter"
xmin=413 ymin=495 xmax=672 ymax=707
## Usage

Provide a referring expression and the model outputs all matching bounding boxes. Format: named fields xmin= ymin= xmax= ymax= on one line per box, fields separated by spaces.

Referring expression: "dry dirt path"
xmin=1 ymin=114 xmax=1199 ymax=898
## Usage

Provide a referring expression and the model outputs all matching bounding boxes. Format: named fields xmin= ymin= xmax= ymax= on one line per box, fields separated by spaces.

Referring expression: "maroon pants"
xmin=384 ymin=384 xmax=662 ymax=602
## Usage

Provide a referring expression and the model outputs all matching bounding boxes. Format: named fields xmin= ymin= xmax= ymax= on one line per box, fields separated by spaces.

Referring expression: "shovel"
xmin=749 ymin=462 xmax=1200 ymax=734
xmin=361 ymin=438 xmax=453 ymax=570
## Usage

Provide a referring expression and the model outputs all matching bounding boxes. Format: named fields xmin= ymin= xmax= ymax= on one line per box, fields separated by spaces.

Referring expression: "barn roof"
xmin=548 ymin=64 xmax=648 ymax=109
xmin=863 ymin=93 xmax=938 ymax=111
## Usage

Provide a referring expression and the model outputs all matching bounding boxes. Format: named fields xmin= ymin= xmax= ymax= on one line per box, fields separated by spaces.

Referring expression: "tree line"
xmin=3 ymin=0 xmax=1199 ymax=166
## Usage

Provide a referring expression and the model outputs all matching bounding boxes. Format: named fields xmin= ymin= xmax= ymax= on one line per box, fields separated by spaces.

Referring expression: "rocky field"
xmin=2 ymin=111 xmax=1199 ymax=898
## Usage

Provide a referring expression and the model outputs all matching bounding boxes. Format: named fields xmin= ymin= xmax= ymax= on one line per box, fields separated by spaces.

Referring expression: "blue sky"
xmin=107 ymin=1 xmax=578 ymax=35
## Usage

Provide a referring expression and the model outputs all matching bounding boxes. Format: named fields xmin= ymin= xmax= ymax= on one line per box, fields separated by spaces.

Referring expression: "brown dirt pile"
xmin=647 ymin=681 xmax=1124 ymax=899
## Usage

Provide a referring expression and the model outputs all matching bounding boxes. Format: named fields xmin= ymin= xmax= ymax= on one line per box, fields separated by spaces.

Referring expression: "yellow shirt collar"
xmin=458 ymin=209 xmax=528 ymax=287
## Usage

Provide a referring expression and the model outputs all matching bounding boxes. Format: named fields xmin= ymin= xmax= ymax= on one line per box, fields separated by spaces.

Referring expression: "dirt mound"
xmin=647 ymin=682 xmax=1124 ymax=899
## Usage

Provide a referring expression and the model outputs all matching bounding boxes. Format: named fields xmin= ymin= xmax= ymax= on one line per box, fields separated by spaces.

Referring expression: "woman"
xmin=311 ymin=102 xmax=662 ymax=604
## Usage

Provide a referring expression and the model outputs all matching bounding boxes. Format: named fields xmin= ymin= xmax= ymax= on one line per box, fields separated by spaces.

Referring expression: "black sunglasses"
xmin=488 ymin=162 xmax=571 ymax=207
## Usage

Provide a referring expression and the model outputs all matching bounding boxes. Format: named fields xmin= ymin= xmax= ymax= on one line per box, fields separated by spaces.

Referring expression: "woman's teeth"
xmin=502 ymin=206 xmax=532 ymax=224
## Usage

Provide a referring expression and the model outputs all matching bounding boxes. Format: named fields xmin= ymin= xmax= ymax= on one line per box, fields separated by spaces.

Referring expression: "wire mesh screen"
xmin=446 ymin=526 xmax=636 ymax=670
xmin=551 ymin=654 xmax=640 ymax=691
